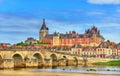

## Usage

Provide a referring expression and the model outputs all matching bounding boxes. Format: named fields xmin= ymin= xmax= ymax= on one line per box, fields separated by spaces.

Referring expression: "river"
xmin=1 ymin=66 xmax=120 ymax=75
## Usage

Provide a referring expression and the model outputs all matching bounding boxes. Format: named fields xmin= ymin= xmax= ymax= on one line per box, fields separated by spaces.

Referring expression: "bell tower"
xmin=39 ymin=19 xmax=49 ymax=40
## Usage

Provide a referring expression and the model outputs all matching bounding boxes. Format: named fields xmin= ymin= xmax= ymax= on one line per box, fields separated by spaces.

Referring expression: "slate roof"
xmin=43 ymin=26 xmax=104 ymax=39
xmin=40 ymin=19 xmax=48 ymax=30
xmin=45 ymin=34 xmax=53 ymax=38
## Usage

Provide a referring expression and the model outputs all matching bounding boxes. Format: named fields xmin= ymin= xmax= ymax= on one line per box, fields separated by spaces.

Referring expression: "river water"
xmin=7 ymin=66 xmax=120 ymax=75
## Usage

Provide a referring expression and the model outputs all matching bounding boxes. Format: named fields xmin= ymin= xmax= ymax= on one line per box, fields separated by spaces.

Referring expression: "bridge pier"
xmin=67 ymin=58 xmax=78 ymax=66
xmin=67 ymin=59 xmax=74 ymax=66
xmin=44 ymin=56 xmax=52 ymax=68
xmin=0 ymin=60 xmax=3 ymax=69
xmin=0 ymin=50 xmax=89 ymax=69
xmin=58 ymin=58 xmax=67 ymax=66
xmin=77 ymin=60 xmax=84 ymax=65
xmin=25 ymin=56 xmax=38 ymax=68
xmin=52 ymin=59 xmax=58 ymax=67
xmin=0 ymin=59 xmax=14 ymax=69
xmin=14 ymin=61 xmax=26 ymax=68
xmin=38 ymin=60 xmax=44 ymax=68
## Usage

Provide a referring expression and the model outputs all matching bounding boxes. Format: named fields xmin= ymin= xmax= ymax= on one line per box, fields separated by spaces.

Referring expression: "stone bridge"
xmin=0 ymin=50 xmax=118 ymax=69
xmin=0 ymin=50 xmax=84 ymax=69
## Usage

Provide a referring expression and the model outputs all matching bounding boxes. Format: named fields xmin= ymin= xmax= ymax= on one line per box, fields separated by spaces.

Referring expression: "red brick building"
xmin=39 ymin=19 xmax=104 ymax=47
xmin=0 ymin=43 xmax=11 ymax=48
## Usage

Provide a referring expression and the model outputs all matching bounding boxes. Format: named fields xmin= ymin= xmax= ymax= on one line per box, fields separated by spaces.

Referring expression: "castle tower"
xmin=53 ymin=32 xmax=60 ymax=46
xmin=39 ymin=19 xmax=49 ymax=40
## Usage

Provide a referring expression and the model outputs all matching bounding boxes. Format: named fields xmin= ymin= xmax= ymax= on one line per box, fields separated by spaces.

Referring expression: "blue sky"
xmin=0 ymin=0 xmax=120 ymax=44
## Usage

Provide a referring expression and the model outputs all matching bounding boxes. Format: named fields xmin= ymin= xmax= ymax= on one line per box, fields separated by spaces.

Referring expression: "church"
xmin=39 ymin=19 xmax=104 ymax=47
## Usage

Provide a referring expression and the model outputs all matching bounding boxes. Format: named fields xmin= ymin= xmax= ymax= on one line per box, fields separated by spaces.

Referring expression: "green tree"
xmin=16 ymin=42 xmax=24 ymax=46
xmin=16 ymin=42 xmax=28 ymax=46
xmin=107 ymin=40 xmax=110 ymax=43
xmin=37 ymin=40 xmax=41 ymax=44
xmin=29 ymin=42 xmax=32 ymax=45
xmin=36 ymin=40 xmax=48 ymax=44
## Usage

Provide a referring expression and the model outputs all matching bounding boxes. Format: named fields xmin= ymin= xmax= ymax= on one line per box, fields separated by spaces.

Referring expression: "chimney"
xmin=66 ymin=32 xmax=68 ymax=35
xmin=69 ymin=31 xmax=71 ymax=34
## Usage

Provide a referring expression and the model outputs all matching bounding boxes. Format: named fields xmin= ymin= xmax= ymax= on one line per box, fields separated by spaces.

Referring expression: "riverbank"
xmin=0 ymin=71 xmax=120 ymax=76
xmin=94 ymin=60 xmax=120 ymax=66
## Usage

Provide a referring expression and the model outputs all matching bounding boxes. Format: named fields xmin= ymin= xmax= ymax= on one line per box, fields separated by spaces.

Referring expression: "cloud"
xmin=0 ymin=14 xmax=120 ymax=44
xmin=0 ymin=14 xmax=41 ymax=43
xmin=87 ymin=11 xmax=105 ymax=16
xmin=85 ymin=10 xmax=120 ymax=24
xmin=95 ymin=23 xmax=120 ymax=28
xmin=87 ymin=0 xmax=120 ymax=4
xmin=103 ymin=33 xmax=120 ymax=42
xmin=0 ymin=14 xmax=84 ymax=44
xmin=46 ymin=20 xmax=84 ymax=33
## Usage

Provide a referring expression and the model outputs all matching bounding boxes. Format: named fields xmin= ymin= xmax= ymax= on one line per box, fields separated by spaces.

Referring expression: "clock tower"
xmin=39 ymin=19 xmax=49 ymax=40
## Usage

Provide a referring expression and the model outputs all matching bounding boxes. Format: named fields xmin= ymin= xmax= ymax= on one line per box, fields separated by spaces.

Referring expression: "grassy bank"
xmin=94 ymin=60 xmax=120 ymax=66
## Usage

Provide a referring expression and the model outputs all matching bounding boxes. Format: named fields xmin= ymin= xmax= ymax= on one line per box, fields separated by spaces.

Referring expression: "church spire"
xmin=40 ymin=19 xmax=48 ymax=30
xmin=43 ymin=18 xmax=45 ymax=26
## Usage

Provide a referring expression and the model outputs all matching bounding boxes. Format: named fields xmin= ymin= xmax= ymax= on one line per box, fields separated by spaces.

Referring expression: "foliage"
xmin=16 ymin=41 xmax=49 ymax=46
xmin=16 ymin=42 xmax=31 ymax=46
xmin=94 ymin=60 xmax=120 ymax=66
xmin=107 ymin=40 xmax=110 ymax=43
xmin=36 ymin=41 xmax=48 ymax=44
xmin=16 ymin=42 xmax=23 ymax=45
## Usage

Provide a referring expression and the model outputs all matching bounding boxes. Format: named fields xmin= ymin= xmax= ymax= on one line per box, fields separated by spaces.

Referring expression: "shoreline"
xmin=0 ymin=70 xmax=120 ymax=76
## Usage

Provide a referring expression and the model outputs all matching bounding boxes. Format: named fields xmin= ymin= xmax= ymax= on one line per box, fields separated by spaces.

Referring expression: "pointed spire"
xmin=40 ymin=19 xmax=48 ymax=30
xmin=43 ymin=18 xmax=45 ymax=25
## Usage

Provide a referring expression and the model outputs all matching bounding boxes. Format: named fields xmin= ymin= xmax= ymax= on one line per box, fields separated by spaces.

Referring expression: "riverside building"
xmin=39 ymin=19 xmax=104 ymax=47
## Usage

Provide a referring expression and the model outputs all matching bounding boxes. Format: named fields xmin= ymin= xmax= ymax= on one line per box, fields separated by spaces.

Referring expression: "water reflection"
xmin=28 ymin=66 xmax=120 ymax=75
xmin=1 ymin=66 xmax=120 ymax=75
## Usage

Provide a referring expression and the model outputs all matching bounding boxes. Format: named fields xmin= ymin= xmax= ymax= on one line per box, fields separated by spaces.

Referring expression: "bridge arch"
xmin=0 ymin=54 xmax=3 ymax=65
xmin=32 ymin=52 xmax=44 ymax=61
xmin=0 ymin=54 xmax=3 ymax=59
xmin=12 ymin=53 xmax=24 ymax=62
xmin=12 ymin=53 xmax=26 ymax=68
xmin=50 ymin=53 xmax=58 ymax=61
xmin=12 ymin=52 xmax=24 ymax=60
xmin=73 ymin=57 xmax=78 ymax=65
xmin=61 ymin=55 xmax=69 ymax=66
xmin=32 ymin=52 xmax=44 ymax=68
xmin=63 ymin=55 xmax=68 ymax=60
xmin=73 ymin=57 xmax=78 ymax=61
xmin=50 ymin=53 xmax=58 ymax=67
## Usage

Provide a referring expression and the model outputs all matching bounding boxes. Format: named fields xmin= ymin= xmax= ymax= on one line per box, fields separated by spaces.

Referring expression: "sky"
xmin=0 ymin=0 xmax=120 ymax=44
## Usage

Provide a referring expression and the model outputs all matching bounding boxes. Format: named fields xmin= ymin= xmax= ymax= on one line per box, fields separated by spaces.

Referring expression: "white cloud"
xmin=87 ymin=0 xmax=120 ymax=4
xmin=87 ymin=11 xmax=105 ymax=15
xmin=46 ymin=20 xmax=84 ymax=33
xmin=104 ymin=33 xmax=120 ymax=42
xmin=0 ymin=14 xmax=84 ymax=43
xmin=0 ymin=14 xmax=120 ymax=44
xmin=0 ymin=15 xmax=40 ymax=27
xmin=95 ymin=23 xmax=120 ymax=28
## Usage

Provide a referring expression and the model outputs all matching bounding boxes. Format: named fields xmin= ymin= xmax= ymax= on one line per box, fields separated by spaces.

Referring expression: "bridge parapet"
xmin=1 ymin=50 xmax=118 ymax=69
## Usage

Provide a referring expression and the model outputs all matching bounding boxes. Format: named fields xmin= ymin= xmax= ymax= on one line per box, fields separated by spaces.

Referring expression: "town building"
xmin=25 ymin=37 xmax=37 ymax=45
xmin=96 ymin=42 xmax=118 ymax=58
xmin=116 ymin=43 xmax=120 ymax=56
xmin=71 ymin=44 xmax=82 ymax=55
xmin=0 ymin=43 xmax=11 ymax=48
xmin=39 ymin=19 xmax=104 ymax=47
xmin=96 ymin=48 xmax=112 ymax=58
xmin=70 ymin=42 xmax=118 ymax=58
xmin=82 ymin=47 xmax=96 ymax=57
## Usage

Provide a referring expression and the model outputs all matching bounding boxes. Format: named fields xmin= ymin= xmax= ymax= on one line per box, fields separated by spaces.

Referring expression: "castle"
xmin=39 ymin=19 xmax=104 ymax=47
